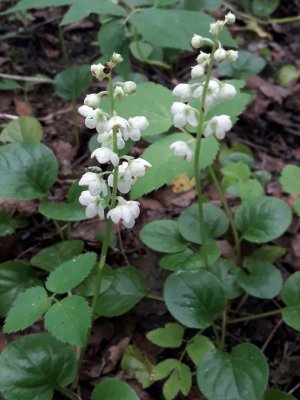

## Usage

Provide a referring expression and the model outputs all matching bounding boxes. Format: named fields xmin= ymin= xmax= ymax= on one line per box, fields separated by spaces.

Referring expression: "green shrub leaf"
xmin=0 ymin=116 xmax=42 ymax=143
xmin=92 ymin=378 xmax=139 ymax=400
xmin=0 ymin=333 xmax=77 ymax=400
xmin=53 ymin=65 xmax=92 ymax=101
xmin=146 ymin=323 xmax=184 ymax=348
xmin=164 ymin=270 xmax=226 ymax=328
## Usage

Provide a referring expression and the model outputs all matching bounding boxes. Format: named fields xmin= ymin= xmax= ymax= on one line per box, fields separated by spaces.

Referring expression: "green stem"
xmin=72 ymin=100 xmax=79 ymax=148
xmin=53 ymin=220 xmax=65 ymax=240
xmin=194 ymin=37 xmax=218 ymax=269
xmin=220 ymin=310 xmax=227 ymax=350
xmin=67 ymin=222 xmax=72 ymax=240
xmin=56 ymin=386 xmax=80 ymax=400
xmin=227 ymin=309 xmax=282 ymax=324
xmin=147 ymin=294 xmax=164 ymax=302
xmin=209 ymin=166 xmax=241 ymax=259
xmin=57 ymin=22 xmax=68 ymax=64
xmin=212 ymin=322 xmax=221 ymax=348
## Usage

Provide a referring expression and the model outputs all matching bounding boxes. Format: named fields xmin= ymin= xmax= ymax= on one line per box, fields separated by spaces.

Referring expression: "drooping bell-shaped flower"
xmin=107 ymin=197 xmax=140 ymax=228
xmin=218 ymin=83 xmax=236 ymax=101
xmin=108 ymin=162 xmax=136 ymax=194
xmin=91 ymin=147 xmax=119 ymax=166
xmin=170 ymin=140 xmax=193 ymax=162
xmin=128 ymin=157 xmax=152 ymax=177
xmin=122 ymin=116 xmax=149 ymax=141
xmin=79 ymin=172 xmax=108 ymax=196
xmin=172 ymin=84 xmax=193 ymax=102
xmin=97 ymin=130 xmax=125 ymax=150
xmin=79 ymin=191 xmax=105 ymax=219
xmin=204 ymin=115 xmax=232 ymax=140
xmin=171 ymin=102 xmax=198 ymax=128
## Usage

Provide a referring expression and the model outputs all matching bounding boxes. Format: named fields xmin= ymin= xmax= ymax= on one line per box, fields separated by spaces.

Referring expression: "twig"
xmin=0 ymin=113 xmax=19 ymax=120
xmin=261 ymin=319 xmax=282 ymax=352
xmin=0 ymin=73 xmax=52 ymax=83
xmin=117 ymin=225 xmax=130 ymax=266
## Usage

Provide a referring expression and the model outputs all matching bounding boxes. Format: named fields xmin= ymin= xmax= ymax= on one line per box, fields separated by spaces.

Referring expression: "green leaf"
xmin=2 ymin=0 xmax=73 ymax=14
xmin=197 ymin=344 xmax=269 ymax=400
xmin=0 ymin=79 xmax=22 ymax=90
xmin=159 ymin=248 xmax=194 ymax=271
xmin=4 ymin=287 xmax=50 ymax=333
xmin=0 ymin=333 xmax=77 ymax=400
xmin=30 ymin=240 xmax=84 ymax=272
xmin=0 ymin=117 xmax=42 ymax=143
xmin=276 ymin=64 xmax=300 ymax=87
xmin=235 ymin=196 xmax=292 ymax=243
xmin=0 ymin=261 xmax=40 ymax=317
xmin=281 ymin=272 xmax=300 ymax=331
xmin=0 ymin=211 xmax=28 ymax=236
xmin=219 ymin=50 xmax=266 ymax=79
xmin=185 ymin=240 xmax=221 ymax=269
xmin=183 ymin=0 xmax=222 ymax=11
xmin=264 ymin=389 xmax=296 ymax=400
xmin=46 ymin=252 xmax=96 ymax=293
xmin=240 ymin=179 xmax=264 ymax=200
xmin=95 ymin=266 xmax=148 ymax=317
xmin=146 ymin=323 xmax=184 ymax=348
xmin=178 ymin=203 xmax=229 ymax=244
xmin=131 ymin=133 xmax=219 ymax=199
xmin=131 ymin=9 xmax=235 ymax=50
xmin=0 ymin=142 xmax=58 ymax=200
xmin=152 ymin=358 xmax=178 ymax=381
xmin=39 ymin=202 xmax=86 ymax=221
xmin=247 ymin=246 xmax=286 ymax=263
xmin=45 ymin=295 xmax=91 ymax=346
xmin=280 ymin=165 xmax=300 ymax=194
xmin=164 ymin=270 xmax=226 ymax=328
xmin=235 ymin=261 xmax=282 ymax=299
xmin=186 ymin=333 xmax=215 ymax=365
xmin=140 ymin=220 xmax=187 ymax=253
xmin=121 ymin=345 xmax=153 ymax=388
xmin=294 ymin=199 xmax=300 ymax=217
xmin=163 ymin=362 xmax=192 ymax=400
xmin=53 ymin=65 xmax=92 ymax=101
xmin=252 ymin=0 xmax=279 ymax=16
xmin=92 ymin=378 xmax=139 ymax=400
xmin=211 ymin=258 xmax=242 ymax=300
xmin=129 ymin=41 xmax=153 ymax=61
xmin=219 ymin=142 xmax=254 ymax=168
xmin=74 ymin=264 xmax=114 ymax=296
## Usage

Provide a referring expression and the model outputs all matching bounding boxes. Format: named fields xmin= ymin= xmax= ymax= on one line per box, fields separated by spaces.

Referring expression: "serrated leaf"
xmin=4 ymin=287 xmax=50 ymax=333
xmin=53 ymin=65 xmax=91 ymax=101
xmin=186 ymin=334 xmax=215 ymax=365
xmin=46 ymin=252 xmax=97 ymax=293
xmin=45 ymin=295 xmax=91 ymax=346
xmin=0 ymin=116 xmax=42 ymax=143
xmin=121 ymin=345 xmax=153 ymax=388
xmin=0 ymin=333 xmax=77 ymax=400
xmin=0 ymin=261 xmax=40 ymax=317
xmin=30 ymin=240 xmax=84 ymax=272
xmin=0 ymin=142 xmax=58 ymax=200
xmin=92 ymin=378 xmax=139 ymax=400
xmin=164 ymin=270 xmax=226 ymax=329
xmin=147 ymin=323 xmax=184 ymax=348
xmin=280 ymin=165 xmax=300 ymax=195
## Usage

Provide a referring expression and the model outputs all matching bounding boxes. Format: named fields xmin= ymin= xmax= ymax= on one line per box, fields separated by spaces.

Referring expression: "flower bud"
xmin=218 ymin=83 xmax=236 ymax=100
xmin=114 ymin=86 xmax=126 ymax=100
xmin=84 ymin=93 xmax=101 ymax=109
xmin=214 ymin=48 xmax=227 ymax=63
xmin=191 ymin=34 xmax=205 ymax=49
xmin=172 ymin=83 xmax=192 ymax=102
xmin=196 ymin=51 xmax=210 ymax=65
xmin=191 ymin=64 xmax=204 ymax=79
xmin=225 ymin=12 xmax=236 ymax=25
xmin=123 ymin=81 xmax=136 ymax=94
xmin=226 ymin=50 xmax=239 ymax=63
xmin=111 ymin=52 xmax=123 ymax=64
xmin=170 ymin=141 xmax=193 ymax=162
xmin=209 ymin=20 xmax=224 ymax=35
xmin=91 ymin=63 xmax=109 ymax=81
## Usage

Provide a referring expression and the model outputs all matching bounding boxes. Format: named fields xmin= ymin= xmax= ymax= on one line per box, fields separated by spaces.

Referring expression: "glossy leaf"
xmin=30 ymin=240 xmax=84 ymax=272
xmin=197 ymin=344 xmax=269 ymax=400
xmin=164 ymin=270 xmax=226 ymax=328
xmin=185 ymin=240 xmax=221 ymax=269
xmin=0 ymin=333 xmax=77 ymax=400
xmin=92 ymin=378 xmax=139 ymax=400
xmin=159 ymin=248 xmax=194 ymax=271
xmin=186 ymin=333 xmax=215 ymax=365
xmin=264 ymin=389 xmax=296 ymax=399
xmin=0 ymin=142 xmax=58 ymax=200
xmin=45 ymin=295 xmax=91 ymax=346
xmin=281 ymin=272 xmax=300 ymax=331
xmin=53 ymin=65 xmax=92 ymax=101
xmin=0 ymin=211 xmax=28 ymax=236
xmin=39 ymin=202 xmax=86 ymax=221
xmin=247 ymin=246 xmax=286 ymax=263
xmin=4 ymin=287 xmax=50 ymax=333
xmin=179 ymin=203 xmax=229 ymax=244
xmin=0 ymin=116 xmax=42 ymax=143
xmin=211 ymin=258 xmax=241 ymax=300
xmin=140 ymin=220 xmax=187 ymax=253
xmin=235 ymin=196 xmax=292 ymax=243
xmin=121 ymin=345 xmax=153 ymax=388
xmin=46 ymin=252 xmax=96 ymax=293
xmin=146 ymin=323 xmax=184 ymax=348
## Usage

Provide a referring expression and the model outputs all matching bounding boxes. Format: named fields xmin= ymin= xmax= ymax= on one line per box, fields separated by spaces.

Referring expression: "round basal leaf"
xmin=211 ymin=258 xmax=242 ymax=300
xmin=4 ymin=287 xmax=50 ymax=333
xmin=280 ymin=165 xmax=300 ymax=195
xmin=178 ymin=203 xmax=229 ymax=244
xmin=146 ymin=323 xmax=184 ymax=348
xmin=277 ymin=64 xmax=300 ymax=87
xmin=247 ymin=246 xmax=286 ymax=264
xmin=235 ymin=261 xmax=282 ymax=299
xmin=140 ymin=220 xmax=187 ymax=253
xmin=219 ymin=50 xmax=266 ymax=79
xmin=235 ymin=196 xmax=292 ymax=243
xmin=30 ymin=240 xmax=84 ymax=272
xmin=0 ymin=333 xmax=77 ymax=400
xmin=264 ymin=389 xmax=296 ymax=399
xmin=252 ymin=0 xmax=279 ymax=17
xmin=281 ymin=272 xmax=300 ymax=331
xmin=53 ymin=65 xmax=92 ymax=101
xmin=185 ymin=240 xmax=221 ymax=269
xmin=0 ymin=211 xmax=28 ymax=236
xmin=92 ymin=378 xmax=139 ymax=400
xmin=45 ymin=295 xmax=91 ymax=346
xmin=186 ymin=333 xmax=215 ymax=365
xmin=197 ymin=344 xmax=269 ymax=400
xmin=240 ymin=179 xmax=264 ymax=200
xmin=39 ymin=203 xmax=86 ymax=221
xmin=0 ymin=142 xmax=58 ymax=200
xmin=159 ymin=248 xmax=194 ymax=271
xmin=46 ymin=252 xmax=97 ymax=294
xmin=95 ymin=266 xmax=148 ymax=317
xmin=294 ymin=199 xmax=300 ymax=217
xmin=164 ymin=270 xmax=226 ymax=329
xmin=0 ymin=261 xmax=40 ymax=317
xmin=0 ymin=116 xmax=42 ymax=143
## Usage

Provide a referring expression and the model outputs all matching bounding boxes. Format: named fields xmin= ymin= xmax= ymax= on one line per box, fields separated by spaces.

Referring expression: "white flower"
xmin=107 ymin=198 xmax=140 ymax=228
xmin=106 ymin=114 xmax=128 ymax=132
xmin=78 ymin=106 xmax=108 ymax=133
xmin=171 ymin=102 xmax=198 ymax=128
xmin=79 ymin=191 xmax=105 ymax=219
xmin=170 ymin=140 xmax=193 ymax=162
xmin=214 ymin=48 xmax=227 ymax=63
xmin=204 ymin=115 xmax=232 ymax=140
xmin=226 ymin=50 xmax=239 ymax=63
xmin=196 ymin=51 xmax=210 ymax=65
xmin=84 ymin=94 xmax=101 ymax=109
xmin=225 ymin=12 xmax=236 ymax=25
xmin=91 ymin=63 xmax=109 ymax=81
xmin=123 ymin=81 xmax=136 ymax=94
xmin=79 ymin=172 xmax=108 ymax=196
xmin=191 ymin=34 xmax=205 ymax=49
xmin=91 ymin=147 xmax=119 ymax=166
xmin=209 ymin=20 xmax=224 ymax=35
xmin=218 ymin=83 xmax=236 ymax=100
xmin=128 ymin=158 xmax=152 ymax=177
xmin=114 ymin=86 xmax=125 ymax=100
xmin=191 ymin=64 xmax=205 ymax=79
xmin=97 ymin=130 xmax=125 ymax=150
xmin=193 ymin=80 xmax=220 ymax=109
xmin=108 ymin=162 xmax=135 ymax=194
xmin=122 ymin=116 xmax=149 ymax=141
xmin=111 ymin=52 xmax=123 ymax=64
xmin=172 ymin=83 xmax=192 ymax=102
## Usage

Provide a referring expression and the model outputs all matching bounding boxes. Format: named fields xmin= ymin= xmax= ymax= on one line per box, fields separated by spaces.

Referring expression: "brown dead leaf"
xmin=170 ymin=173 xmax=195 ymax=193
xmin=0 ymin=199 xmax=38 ymax=216
xmin=72 ymin=220 xmax=105 ymax=242
xmin=14 ymin=100 xmax=32 ymax=116
xmin=50 ymin=139 xmax=76 ymax=163
xmin=102 ymin=336 xmax=131 ymax=374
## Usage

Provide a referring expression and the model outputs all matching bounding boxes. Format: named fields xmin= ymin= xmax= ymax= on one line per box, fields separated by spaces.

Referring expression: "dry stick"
xmin=261 ymin=319 xmax=282 ymax=353
xmin=0 ymin=73 xmax=52 ymax=83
